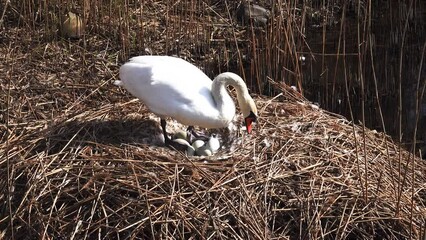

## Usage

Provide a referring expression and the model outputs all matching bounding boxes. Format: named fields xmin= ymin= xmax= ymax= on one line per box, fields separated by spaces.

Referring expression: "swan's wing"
xmin=118 ymin=56 xmax=220 ymax=124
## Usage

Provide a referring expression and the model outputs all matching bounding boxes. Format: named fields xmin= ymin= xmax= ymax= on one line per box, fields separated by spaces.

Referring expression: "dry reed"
xmin=1 ymin=0 xmax=425 ymax=239
xmin=1 ymin=77 xmax=425 ymax=239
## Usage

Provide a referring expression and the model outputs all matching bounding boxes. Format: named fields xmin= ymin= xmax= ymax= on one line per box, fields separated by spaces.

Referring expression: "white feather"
xmin=117 ymin=56 xmax=256 ymax=130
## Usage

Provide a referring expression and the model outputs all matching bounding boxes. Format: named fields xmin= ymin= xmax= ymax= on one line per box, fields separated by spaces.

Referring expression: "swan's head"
xmin=241 ymin=96 xmax=258 ymax=134
xmin=215 ymin=72 xmax=258 ymax=133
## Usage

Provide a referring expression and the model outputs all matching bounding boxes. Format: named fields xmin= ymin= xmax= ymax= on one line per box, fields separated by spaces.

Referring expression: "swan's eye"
xmin=248 ymin=111 xmax=257 ymax=122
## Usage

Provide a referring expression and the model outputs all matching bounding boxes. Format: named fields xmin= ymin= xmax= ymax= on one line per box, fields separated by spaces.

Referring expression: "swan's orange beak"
xmin=244 ymin=111 xmax=257 ymax=134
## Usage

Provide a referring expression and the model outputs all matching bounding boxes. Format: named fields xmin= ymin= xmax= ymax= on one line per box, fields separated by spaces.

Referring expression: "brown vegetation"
xmin=1 ymin=0 xmax=425 ymax=239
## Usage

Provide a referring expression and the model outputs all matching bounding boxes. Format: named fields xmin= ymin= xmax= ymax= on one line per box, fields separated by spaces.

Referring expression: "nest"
xmin=1 ymin=78 xmax=425 ymax=239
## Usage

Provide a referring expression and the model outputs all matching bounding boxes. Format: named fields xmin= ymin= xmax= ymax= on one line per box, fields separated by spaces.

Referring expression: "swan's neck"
xmin=211 ymin=73 xmax=249 ymax=122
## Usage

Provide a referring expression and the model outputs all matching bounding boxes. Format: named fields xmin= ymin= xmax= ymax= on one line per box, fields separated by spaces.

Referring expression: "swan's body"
xmin=116 ymin=56 xmax=257 ymax=145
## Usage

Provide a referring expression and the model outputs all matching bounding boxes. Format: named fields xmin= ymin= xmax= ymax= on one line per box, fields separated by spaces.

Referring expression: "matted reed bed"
xmin=1 ymin=1 xmax=426 ymax=238
xmin=1 ymin=79 xmax=425 ymax=239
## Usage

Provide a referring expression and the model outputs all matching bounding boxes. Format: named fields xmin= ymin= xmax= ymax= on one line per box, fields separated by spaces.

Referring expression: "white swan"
xmin=115 ymin=56 xmax=257 ymax=145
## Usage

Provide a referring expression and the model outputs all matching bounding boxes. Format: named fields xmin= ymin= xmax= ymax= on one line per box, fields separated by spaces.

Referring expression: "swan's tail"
xmin=114 ymin=80 xmax=123 ymax=86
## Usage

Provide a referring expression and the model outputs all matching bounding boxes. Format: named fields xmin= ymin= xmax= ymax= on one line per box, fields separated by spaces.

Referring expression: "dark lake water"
xmin=271 ymin=1 xmax=425 ymax=156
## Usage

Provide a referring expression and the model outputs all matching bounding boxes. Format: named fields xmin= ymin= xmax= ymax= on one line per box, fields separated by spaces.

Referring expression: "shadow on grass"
xmin=33 ymin=118 xmax=164 ymax=155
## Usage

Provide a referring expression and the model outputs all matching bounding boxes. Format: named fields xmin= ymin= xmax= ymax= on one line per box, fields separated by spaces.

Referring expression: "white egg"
xmin=173 ymin=130 xmax=188 ymax=140
xmin=195 ymin=145 xmax=213 ymax=156
xmin=192 ymin=140 xmax=205 ymax=150
xmin=172 ymin=138 xmax=191 ymax=147
xmin=187 ymin=145 xmax=195 ymax=156
xmin=207 ymin=134 xmax=220 ymax=152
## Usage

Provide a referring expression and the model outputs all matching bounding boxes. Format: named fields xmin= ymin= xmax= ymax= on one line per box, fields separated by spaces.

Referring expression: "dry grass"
xmin=1 ymin=0 xmax=426 ymax=239
xmin=2 ymin=73 xmax=426 ymax=238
